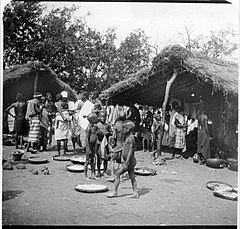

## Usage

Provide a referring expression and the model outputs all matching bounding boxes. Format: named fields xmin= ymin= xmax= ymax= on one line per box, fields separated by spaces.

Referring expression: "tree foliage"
xmin=179 ymin=26 xmax=238 ymax=61
xmin=3 ymin=1 xmax=44 ymax=68
xmin=3 ymin=1 xmax=153 ymax=93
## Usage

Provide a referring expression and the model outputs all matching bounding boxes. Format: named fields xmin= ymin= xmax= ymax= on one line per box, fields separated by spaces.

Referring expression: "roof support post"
xmin=33 ymin=71 xmax=39 ymax=95
xmin=156 ymin=68 xmax=178 ymax=160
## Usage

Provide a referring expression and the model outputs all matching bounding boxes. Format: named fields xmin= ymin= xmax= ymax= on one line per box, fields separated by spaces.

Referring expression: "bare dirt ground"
xmin=1 ymin=141 xmax=238 ymax=226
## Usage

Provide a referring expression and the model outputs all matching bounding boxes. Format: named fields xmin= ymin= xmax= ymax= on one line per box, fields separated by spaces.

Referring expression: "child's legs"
xmin=89 ymin=153 xmax=96 ymax=176
xmin=63 ymin=139 xmax=67 ymax=154
xmin=77 ymin=135 xmax=81 ymax=147
xmin=142 ymin=138 xmax=145 ymax=151
xmin=57 ymin=140 xmax=61 ymax=154
xmin=113 ymin=166 xmax=126 ymax=193
xmin=72 ymin=136 xmax=77 ymax=150
xmin=103 ymin=159 xmax=108 ymax=173
xmin=84 ymin=152 xmax=90 ymax=177
xmin=14 ymin=132 xmax=19 ymax=149
xmin=128 ymin=167 xmax=137 ymax=193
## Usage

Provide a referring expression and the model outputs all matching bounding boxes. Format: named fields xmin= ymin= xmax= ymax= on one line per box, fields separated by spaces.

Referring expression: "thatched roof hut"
xmin=102 ymin=45 xmax=238 ymax=156
xmin=3 ymin=61 xmax=77 ymax=109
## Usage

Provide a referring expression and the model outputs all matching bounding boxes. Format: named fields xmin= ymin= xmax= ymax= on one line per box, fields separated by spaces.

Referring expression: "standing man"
xmin=197 ymin=109 xmax=211 ymax=164
xmin=5 ymin=93 xmax=28 ymax=149
xmin=77 ymin=91 xmax=94 ymax=151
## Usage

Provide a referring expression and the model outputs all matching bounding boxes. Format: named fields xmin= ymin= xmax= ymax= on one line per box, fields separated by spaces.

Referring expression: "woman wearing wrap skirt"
xmin=25 ymin=92 xmax=42 ymax=151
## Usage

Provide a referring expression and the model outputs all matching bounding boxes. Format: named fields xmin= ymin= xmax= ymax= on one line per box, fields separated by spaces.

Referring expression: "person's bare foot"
xmin=107 ymin=177 xmax=115 ymax=182
xmin=107 ymin=191 xmax=118 ymax=198
xmin=96 ymin=172 xmax=101 ymax=178
xmin=128 ymin=192 xmax=139 ymax=199
xmin=90 ymin=176 xmax=99 ymax=180
xmin=102 ymin=172 xmax=109 ymax=178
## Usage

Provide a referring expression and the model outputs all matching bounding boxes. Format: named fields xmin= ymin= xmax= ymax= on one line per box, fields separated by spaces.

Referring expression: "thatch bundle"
xmin=152 ymin=45 xmax=192 ymax=75
xmin=101 ymin=67 xmax=151 ymax=99
xmin=152 ymin=45 xmax=238 ymax=96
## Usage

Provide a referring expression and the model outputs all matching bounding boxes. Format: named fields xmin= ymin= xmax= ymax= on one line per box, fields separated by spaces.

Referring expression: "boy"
xmin=150 ymin=113 xmax=163 ymax=159
xmin=107 ymin=120 xmax=139 ymax=199
xmin=95 ymin=110 xmax=111 ymax=178
xmin=84 ymin=113 xmax=99 ymax=180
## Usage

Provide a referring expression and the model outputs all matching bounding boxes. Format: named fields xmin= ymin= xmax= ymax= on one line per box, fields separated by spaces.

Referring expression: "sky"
xmin=39 ymin=1 xmax=239 ymax=49
xmin=1 ymin=1 xmax=239 ymax=52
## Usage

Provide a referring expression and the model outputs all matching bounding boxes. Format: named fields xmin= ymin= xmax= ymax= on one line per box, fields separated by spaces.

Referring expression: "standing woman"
xmin=25 ymin=92 xmax=42 ymax=151
xmin=171 ymin=106 xmax=186 ymax=159
xmin=5 ymin=93 xmax=28 ymax=149
xmin=54 ymin=93 xmax=70 ymax=155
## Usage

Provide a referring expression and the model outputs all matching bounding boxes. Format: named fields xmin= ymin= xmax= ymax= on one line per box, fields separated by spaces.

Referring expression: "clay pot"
xmin=206 ymin=158 xmax=224 ymax=169
xmin=12 ymin=149 xmax=25 ymax=161
xmin=228 ymin=158 xmax=238 ymax=171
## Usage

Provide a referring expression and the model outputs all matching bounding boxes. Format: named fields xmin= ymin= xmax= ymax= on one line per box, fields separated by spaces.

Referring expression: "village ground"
xmin=1 ymin=139 xmax=238 ymax=226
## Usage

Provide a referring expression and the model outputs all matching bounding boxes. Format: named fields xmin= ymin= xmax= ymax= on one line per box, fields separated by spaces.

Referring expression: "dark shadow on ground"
xmin=2 ymin=190 xmax=24 ymax=201
xmin=138 ymin=187 xmax=152 ymax=196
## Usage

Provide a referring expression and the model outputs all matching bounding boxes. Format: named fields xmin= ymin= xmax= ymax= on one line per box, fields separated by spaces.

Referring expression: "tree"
xmin=109 ymin=29 xmax=152 ymax=86
xmin=178 ymin=26 xmax=238 ymax=61
xmin=3 ymin=3 xmax=153 ymax=93
xmin=3 ymin=1 xmax=44 ymax=68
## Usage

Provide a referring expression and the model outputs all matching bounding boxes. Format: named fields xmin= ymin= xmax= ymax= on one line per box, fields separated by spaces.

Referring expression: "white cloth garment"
xmin=77 ymin=100 xmax=94 ymax=130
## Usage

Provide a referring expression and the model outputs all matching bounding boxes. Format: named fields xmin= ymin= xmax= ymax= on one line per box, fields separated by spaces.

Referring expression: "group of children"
xmin=83 ymin=108 xmax=139 ymax=198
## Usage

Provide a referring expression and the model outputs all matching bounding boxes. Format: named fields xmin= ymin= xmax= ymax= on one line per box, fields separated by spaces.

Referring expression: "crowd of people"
xmin=4 ymin=90 xmax=211 ymax=197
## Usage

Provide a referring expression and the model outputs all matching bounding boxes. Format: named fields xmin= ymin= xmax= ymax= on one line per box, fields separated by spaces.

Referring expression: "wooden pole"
xmin=156 ymin=68 xmax=178 ymax=159
xmin=33 ymin=71 xmax=39 ymax=95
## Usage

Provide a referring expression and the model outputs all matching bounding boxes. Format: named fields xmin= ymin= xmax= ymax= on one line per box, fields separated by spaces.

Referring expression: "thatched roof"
xmin=3 ymin=61 xmax=77 ymax=108
xmin=102 ymin=45 xmax=238 ymax=107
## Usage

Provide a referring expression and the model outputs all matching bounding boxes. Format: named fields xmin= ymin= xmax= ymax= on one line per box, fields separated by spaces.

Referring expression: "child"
xmin=107 ymin=120 xmax=139 ymax=199
xmin=151 ymin=113 xmax=163 ymax=159
xmin=107 ymin=111 xmax=127 ymax=182
xmin=95 ymin=110 xmax=111 ymax=178
xmin=54 ymin=94 xmax=70 ymax=155
xmin=141 ymin=110 xmax=153 ymax=152
xmin=84 ymin=113 xmax=99 ymax=180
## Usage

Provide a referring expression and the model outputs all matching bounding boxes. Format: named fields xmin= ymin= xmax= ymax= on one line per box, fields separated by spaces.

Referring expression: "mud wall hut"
xmin=3 ymin=61 xmax=77 ymax=109
xmin=101 ymin=45 xmax=238 ymax=158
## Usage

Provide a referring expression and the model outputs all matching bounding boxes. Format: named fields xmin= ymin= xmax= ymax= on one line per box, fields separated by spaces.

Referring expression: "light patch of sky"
xmin=41 ymin=2 xmax=238 ymax=50
xmin=1 ymin=1 xmax=239 ymax=49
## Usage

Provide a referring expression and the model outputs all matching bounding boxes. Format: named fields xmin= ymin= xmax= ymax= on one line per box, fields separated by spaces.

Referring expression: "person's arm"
xmin=5 ymin=104 xmax=15 ymax=118
xmin=55 ymin=103 xmax=66 ymax=121
xmin=85 ymin=126 xmax=91 ymax=153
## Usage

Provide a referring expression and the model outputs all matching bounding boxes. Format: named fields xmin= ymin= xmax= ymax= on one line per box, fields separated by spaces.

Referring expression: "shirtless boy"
xmin=107 ymin=120 xmax=139 ymax=199
xmin=84 ymin=113 xmax=99 ymax=180
xmin=95 ymin=110 xmax=111 ymax=178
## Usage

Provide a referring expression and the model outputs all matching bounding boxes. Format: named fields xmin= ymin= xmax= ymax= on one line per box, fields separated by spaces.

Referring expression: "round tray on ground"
xmin=28 ymin=157 xmax=48 ymax=164
xmin=213 ymin=189 xmax=238 ymax=201
xmin=134 ymin=167 xmax=157 ymax=176
xmin=66 ymin=164 xmax=84 ymax=172
xmin=70 ymin=156 xmax=86 ymax=164
xmin=53 ymin=155 xmax=71 ymax=161
xmin=75 ymin=184 xmax=108 ymax=193
xmin=206 ymin=181 xmax=234 ymax=191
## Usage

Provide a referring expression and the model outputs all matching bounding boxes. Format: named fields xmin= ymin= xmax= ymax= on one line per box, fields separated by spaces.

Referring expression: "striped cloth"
xmin=28 ymin=116 xmax=41 ymax=143
xmin=173 ymin=128 xmax=185 ymax=149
